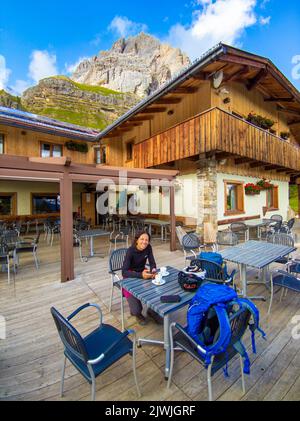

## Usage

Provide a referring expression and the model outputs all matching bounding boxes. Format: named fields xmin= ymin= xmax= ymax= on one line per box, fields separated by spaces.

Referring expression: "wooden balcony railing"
xmin=133 ymin=107 xmax=300 ymax=172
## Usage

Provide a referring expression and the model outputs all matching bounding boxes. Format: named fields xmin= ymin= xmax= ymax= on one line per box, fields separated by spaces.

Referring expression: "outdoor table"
xmin=122 ymin=266 xmax=196 ymax=379
xmin=77 ymin=229 xmax=110 ymax=259
xmin=220 ymin=241 xmax=296 ymax=300
xmin=245 ymin=219 xmax=275 ymax=238
xmin=144 ymin=219 xmax=170 ymax=241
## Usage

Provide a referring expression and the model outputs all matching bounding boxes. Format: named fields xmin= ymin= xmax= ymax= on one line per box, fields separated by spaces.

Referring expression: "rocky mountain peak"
xmin=72 ymin=33 xmax=190 ymax=97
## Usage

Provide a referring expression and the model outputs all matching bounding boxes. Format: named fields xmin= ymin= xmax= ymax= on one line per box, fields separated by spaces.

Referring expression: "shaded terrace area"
xmin=0 ymin=155 xmax=179 ymax=282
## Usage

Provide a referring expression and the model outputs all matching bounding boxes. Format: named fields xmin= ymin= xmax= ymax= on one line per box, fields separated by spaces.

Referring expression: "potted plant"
xmin=246 ymin=113 xmax=275 ymax=131
xmin=280 ymin=131 xmax=290 ymax=140
xmin=245 ymin=183 xmax=261 ymax=195
xmin=256 ymin=179 xmax=274 ymax=190
xmin=66 ymin=141 xmax=89 ymax=153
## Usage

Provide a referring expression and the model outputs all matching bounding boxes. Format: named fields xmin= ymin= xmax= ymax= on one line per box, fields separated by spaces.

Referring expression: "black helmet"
xmin=178 ymin=271 xmax=203 ymax=292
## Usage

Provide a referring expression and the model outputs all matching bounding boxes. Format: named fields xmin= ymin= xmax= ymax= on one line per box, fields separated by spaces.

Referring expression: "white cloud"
xmin=10 ymin=79 xmax=32 ymax=95
xmin=0 ymin=55 xmax=11 ymax=90
xmin=108 ymin=16 xmax=148 ymax=38
xmin=65 ymin=57 xmax=90 ymax=74
xmin=28 ymin=50 xmax=58 ymax=83
xmin=260 ymin=15 xmax=271 ymax=25
xmin=166 ymin=0 xmax=260 ymax=59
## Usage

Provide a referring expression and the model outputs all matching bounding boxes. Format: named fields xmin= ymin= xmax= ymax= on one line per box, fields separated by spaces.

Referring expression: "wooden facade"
xmin=132 ymin=108 xmax=300 ymax=172
xmin=0 ymin=124 xmax=97 ymax=165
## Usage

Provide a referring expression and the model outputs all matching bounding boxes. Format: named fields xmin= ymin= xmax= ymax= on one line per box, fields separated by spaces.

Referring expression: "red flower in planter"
xmin=245 ymin=183 xmax=261 ymax=195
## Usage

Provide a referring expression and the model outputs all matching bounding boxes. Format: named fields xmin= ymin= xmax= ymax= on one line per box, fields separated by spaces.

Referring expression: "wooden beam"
xmin=264 ymin=165 xmax=282 ymax=171
xmin=223 ymin=66 xmax=249 ymax=83
xmin=250 ymin=162 xmax=266 ymax=169
xmin=170 ymin=185 xmax=176 ymax=252
xmin=171 ymin=87 xmax=198 ymax=94
xmin=140 ymin=107 xmax=167 ymax=114
xmin=265 ymin=97 xmax=294 ymax=103
xmin=215 ymin=152 xmax=232 ymax=161
xmin=277 ymin=107 xmax=300 ymax=117
xmin=247 ymin=68 xmax=268 ymax=91
xmin=298 ymin=185 xmax=300 ymax=217
xmin=130 ymin=116 xmax=154 ymax=122
xmin=235 ymin=158 xmax=254 ymax=165
xmin=60 ymin=173 xmax=74 ymax=282
xmin=288 ymin=120 xmax=300 ymax=127
xmin=277 ymin=168 xmax=290 ymax=173
xmin=155 ymin=98 xmax=182 ymax=105
xmin=220 ymin=55 xmax=266 ymax=70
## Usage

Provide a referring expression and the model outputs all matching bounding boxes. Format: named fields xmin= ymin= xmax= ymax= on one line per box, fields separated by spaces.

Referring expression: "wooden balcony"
xmin=133 ymin=107 xmax=300 ymax=172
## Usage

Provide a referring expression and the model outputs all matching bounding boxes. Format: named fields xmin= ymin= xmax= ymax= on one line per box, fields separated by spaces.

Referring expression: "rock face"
xmin=72 ymin=33 xmax=190 ymax=97
xmin=21 ymin=76 xmax=139 ymax=130
xmin=0 ymin=90 xmax=23 ymax=110
xmin=0 ymin=33 xmax=190 ymax=130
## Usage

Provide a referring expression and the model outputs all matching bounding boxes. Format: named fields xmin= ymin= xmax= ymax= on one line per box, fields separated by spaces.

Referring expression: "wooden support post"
xmin=298 ymin=184 xmax=300 ymax=219
xmin=60 ymin=171 xmax=74 ymax=282
xmin=170 ymin=185 xmax=176 ymax=252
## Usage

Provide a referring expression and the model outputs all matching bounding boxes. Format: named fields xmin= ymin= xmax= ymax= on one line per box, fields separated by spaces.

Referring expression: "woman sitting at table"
xmin=122 ymin=231 xmax=162 ymax=326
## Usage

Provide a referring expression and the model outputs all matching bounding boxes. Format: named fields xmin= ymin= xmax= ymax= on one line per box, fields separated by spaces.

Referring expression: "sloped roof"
xmin=0 ymin=106 xmax=100 ymax=142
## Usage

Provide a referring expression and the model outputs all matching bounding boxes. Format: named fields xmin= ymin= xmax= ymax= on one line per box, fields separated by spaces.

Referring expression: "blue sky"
xmin=0 ymin=0 xmax=299 ymax=95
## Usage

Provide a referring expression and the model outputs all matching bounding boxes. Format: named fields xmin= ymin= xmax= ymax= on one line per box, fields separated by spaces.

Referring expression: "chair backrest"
xmin=217 ymin=231 xmax=239 ymax=247
xmin=3 ymin=229 xmax=18 ymax=244
xmin=34 ymin=231 xmax=41 ymax=245
xmin=109 ymin=248 xmax=128 ymax=273
xmin=120 ymin=226 xmax=131 ymax=236
xmin=194 ymin=258 xmax=225 ymax=281
xmin=176 ymin=226 xmax=187 ymax=246
xmin=51 ymin=307 xmax=89 ymax=363
xmin=230 ymin=222 xmax=248 ymax=233
xmin=270 ymin=221 xmax=283 ymax=233
xmin=271 ymin=214 xmax=283 ymax=223
xmin=267 ymin=233 xmax=295 ymax=247
xmin=0 ymin=240 xmax=9 ymax=257
xmin=287 ymin=218 xmax=296 ymax=230
xmin=182 ymin=233 xmax=200 ymax=251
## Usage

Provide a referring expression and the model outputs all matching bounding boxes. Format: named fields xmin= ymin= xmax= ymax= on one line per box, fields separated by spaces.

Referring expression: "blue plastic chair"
xmin=51 ymin=303 xmax=141 ymax=400
xmin=268 ymin=270 xmax=300 ymax=315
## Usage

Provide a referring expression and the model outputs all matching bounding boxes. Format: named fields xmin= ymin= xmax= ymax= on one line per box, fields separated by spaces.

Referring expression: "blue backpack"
xmin=187 ymin=283 xmax=266 ymax=376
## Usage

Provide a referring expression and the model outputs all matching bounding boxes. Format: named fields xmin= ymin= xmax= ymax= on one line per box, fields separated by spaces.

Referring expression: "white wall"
xmin=217 ymin=173 xmax=289 ymax=223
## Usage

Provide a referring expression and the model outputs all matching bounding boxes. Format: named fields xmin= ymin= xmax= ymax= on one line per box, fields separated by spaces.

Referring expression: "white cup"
xmin=160 ymin=267 xmax=167 ymax=276
xmin=155 ymin=273 xmax=162 ymax=284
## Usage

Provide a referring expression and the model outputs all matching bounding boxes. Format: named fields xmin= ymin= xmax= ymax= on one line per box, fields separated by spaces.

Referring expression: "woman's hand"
xmin=142 ymin=270 xmax=154 ymax=280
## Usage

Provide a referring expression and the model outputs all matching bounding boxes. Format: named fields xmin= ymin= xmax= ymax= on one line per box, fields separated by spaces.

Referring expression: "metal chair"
xmin=108 ymin=248 xmax=128 ymax=332
xmin=280 ymin=218 xmax=295 ymax=235
xmin=229 ymin=223 xmax=249 ymax=242
xmin=267 ymin=233 xmax=295 ymax=265
xmin=109 ymin=226 xmax=130 ymax=253
xmin=190 ymin=258 xmax=237 ymax=286
xmin=214 ymin=231 xmax=239 ymax=252
xmin=15 ymin=232 xmax=41 ymax=270
xmin=51 ymin=304 xmax=141 ymax=401
xmin=167 ymin=303 xmax=252 ymax=401
xmin=268 ymin=270 xmax=300 ymax=315
xmin=182 ymin=233 xmax=203 ymax=265
xmin=260 ymin=221 xmax=282 ymax=240
xmin=270 ymin=214 xmax=283 ymax=223
xmin=0 ymin=240 xmax=16 ymax=284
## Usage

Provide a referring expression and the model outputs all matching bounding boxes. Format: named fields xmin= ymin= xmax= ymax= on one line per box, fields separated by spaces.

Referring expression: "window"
xmin=0 ymin=134 xmax=4 ymax=154
xmin=266 ymin=186 xmax=279 ymax=210
xmin=126 ymin=142 xmax=134 ymax=162
xmin=41 ymin=143 xmax=63 ymax=158
xmin=94 ymin=146 xmax=107 ymax=164
xmin=224 ymin=181 xmax=245 ymax=216
xmin=0 ymin=193 xmax=16 ymax=216
xmin=32 ymin=194 xmax=60 ymax=215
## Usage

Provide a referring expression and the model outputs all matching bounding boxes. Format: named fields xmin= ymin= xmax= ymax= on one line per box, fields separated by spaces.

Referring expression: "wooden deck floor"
xmin=0 ymin=234 xmax=299 ymax=401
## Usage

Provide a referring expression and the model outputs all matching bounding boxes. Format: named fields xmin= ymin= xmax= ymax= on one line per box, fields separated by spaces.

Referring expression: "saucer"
xmin=152 ymin=279 xmax=166 ymax=286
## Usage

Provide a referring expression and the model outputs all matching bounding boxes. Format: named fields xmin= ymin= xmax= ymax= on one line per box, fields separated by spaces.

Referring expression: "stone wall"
xmin=196 ymin=156 xmax=218 ymax=238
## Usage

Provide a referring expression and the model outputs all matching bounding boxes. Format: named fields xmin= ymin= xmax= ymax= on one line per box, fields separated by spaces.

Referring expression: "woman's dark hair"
xmin=132 ymin=230 xmax=151 ymax=247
